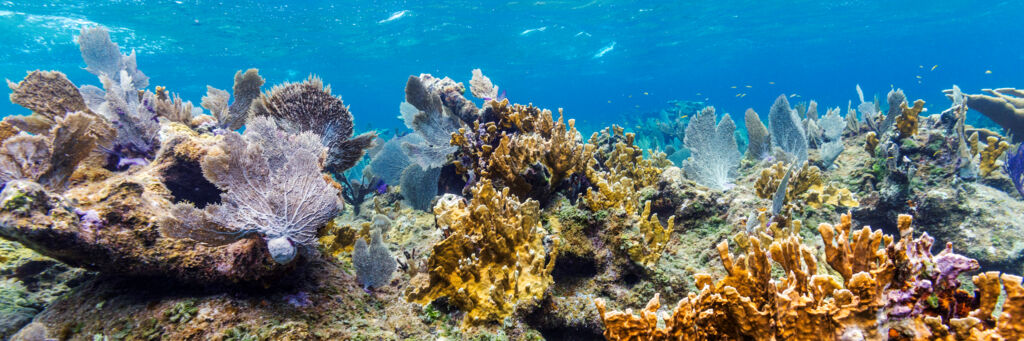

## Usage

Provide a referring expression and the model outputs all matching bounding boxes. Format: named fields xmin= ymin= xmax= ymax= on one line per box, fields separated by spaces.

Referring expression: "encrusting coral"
xmin=406 ymin=179 xmax=558 ymax=326
xmin=594 ymin=213 xmax=1024 ymax=340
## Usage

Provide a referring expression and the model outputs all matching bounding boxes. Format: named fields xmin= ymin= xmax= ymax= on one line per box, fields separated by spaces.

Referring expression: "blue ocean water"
xmin=1 ymin=1 xmax=1021 ymax=133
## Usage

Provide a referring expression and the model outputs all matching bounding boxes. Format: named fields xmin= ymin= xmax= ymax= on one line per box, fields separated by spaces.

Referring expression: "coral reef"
xmin=201 ymin=69 xmax=264 ymax=131
xmin=744 ymin=108 xmax=771 ymax=161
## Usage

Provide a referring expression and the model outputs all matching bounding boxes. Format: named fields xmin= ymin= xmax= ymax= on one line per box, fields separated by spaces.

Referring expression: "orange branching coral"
xmin=979 ymin=136 xmax=1010 ymax=177
xmin=595 ymin=213 xmax=1023 ymax=340
xmin=896 ymin=99 xmax=925 ymax=139
xmin=406 ymin=179 xmax=557 ymax=325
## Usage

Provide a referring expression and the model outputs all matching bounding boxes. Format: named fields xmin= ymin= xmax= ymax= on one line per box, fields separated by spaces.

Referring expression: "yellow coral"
xmin=865 ymin=131 xmax=878 ymax=156
xmin=896 ymin=99 xmax=925 ymax=138
xmin=755 ymin=162 xmax=858 ymax=209
xmin=624 ymin=201 xmax=674 ymax=268
xmin=585 ymin=133 xmax=664 ymax=213
xmin=406 ymin=179 xmax=557 ymax=325
xmin=979 ymin=136 xmax=1010 ymax=177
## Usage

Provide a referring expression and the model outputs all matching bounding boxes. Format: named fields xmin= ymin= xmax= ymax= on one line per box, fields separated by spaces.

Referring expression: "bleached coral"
xmin=682 ymin=106 xmax=740 ymax=190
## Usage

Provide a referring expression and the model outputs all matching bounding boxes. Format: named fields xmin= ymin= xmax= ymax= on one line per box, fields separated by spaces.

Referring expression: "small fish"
xmin=696 ymin=92 xmax=702 ymax=96
xmin=607 ymin=100 xmax=612 ymax=103
xmin=931 ymin=65 xmax=938 ymax=71
xmin=521 ymin=26 xmax=548 ymax=36
xmin=375 ymin=180 xmax=388 ymax=194
xmin=744 ymin=85 xmax=752 ymax=88
xmin=628 ymin=94 xmax=632 ymax=98
xmin=378 ymin=10 xmax=408 ymax=24
xmin=496 ymin=89 xmax=507 ymax=101
xmin=919 ymin=65 xmax=924 ymax=69
xmin=789 ymin=94 xmax=801 ymax=98
xmin=768 ymin=81 xmax=775 ymax=85
xmin=730 ymin=85 xmax=737 ymax=89
xmin=740 ymin=93 xmax=747 ymax=98
xmin=643 ymin=92 xmax=649 ymax=95
xmin=916 ymin=75 xmax=922 ymax=79
xmin=592 ymin=41 xmax=616 ymax=58
xmin=985 ymin=70 xmax=992 ymax=74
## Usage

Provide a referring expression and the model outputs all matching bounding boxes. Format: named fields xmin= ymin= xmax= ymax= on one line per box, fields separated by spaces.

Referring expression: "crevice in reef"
xmin=552 ymin=253 xmax=598 ymax=282
xmin=161 ymin=158 xmax=221 ymax=208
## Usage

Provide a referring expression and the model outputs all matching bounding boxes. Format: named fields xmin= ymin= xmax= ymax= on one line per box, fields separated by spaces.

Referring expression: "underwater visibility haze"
xmin=0 ymin=1 xmax=1024 ymax=340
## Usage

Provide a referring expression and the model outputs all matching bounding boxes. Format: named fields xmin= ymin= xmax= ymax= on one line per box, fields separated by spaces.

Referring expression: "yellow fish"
xmin=740 ymin=93 xmax=747 ymax=98
xmin=607 ymin=100 xmax=612 ymax=103
xmin=730 ymin=85 xmax=737 ymax=89
xmin=745 ymin=85 xmax=752 ymax=88
xmin=931 ymin=65 xmax=938 ymax=71
xmin=916 ymin=75 xmax=922 ymax=79
xmin=985 ymin=70 xmax=992 ymax=74
xmin=918 ymin=65 xmax=924 ymax=68
xmin=736 ymin=93 xmax=741 ymax=97
xmin=643 ymin=92 xmax=649 ymax=95
xmin=768 ymin=81 xmax=775 ymax=85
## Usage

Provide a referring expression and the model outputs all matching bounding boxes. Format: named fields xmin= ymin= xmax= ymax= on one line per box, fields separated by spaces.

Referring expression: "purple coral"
xmin=197 ymin=116 xmax=341 ymax=264
xmin=1005 ymin=144 xmax=1024 ymax=196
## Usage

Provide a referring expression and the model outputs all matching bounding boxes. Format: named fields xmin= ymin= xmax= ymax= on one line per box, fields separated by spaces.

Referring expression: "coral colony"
xmin=0 ymin=26 xmax=1023 ymax=340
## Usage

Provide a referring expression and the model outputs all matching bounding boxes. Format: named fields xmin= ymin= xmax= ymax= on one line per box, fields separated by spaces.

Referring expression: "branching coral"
xmin=584 ymin=132 xmax=664 ymax=213
xmin=595 ymin=213 xmax=1023 ymax=340
xmin=896 ymin=99 xmax=926 ymax=139
xmin=865 ymin=132 xmax=879 ymax=156
xmin=682 ymin=106 xmax=740 ymax=190
xmin=945 ymin=88 xmax=1024 ymax=143
xmin=979 ymin=136 xmax=1010 ymax=177
xmin=201 ymin=69 xmax=264 ymax=130
xmin=250 ymin=75 xmax=376 ymax=175
xmin=406 ymin=179 xmax=557 ymax=325
xmin=162 ymin=117 xmax=340 ymax=264
xmin=623 ymin=201 xmax=675 ymax=268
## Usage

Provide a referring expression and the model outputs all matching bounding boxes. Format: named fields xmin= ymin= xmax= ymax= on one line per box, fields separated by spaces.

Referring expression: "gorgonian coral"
xmin=769 ymin=94 xmax=808 ymax=163
xmin=250 ymin=75 xmax=376 ymax=175
xmin=201 ymin=69 xmax=265 ymax=130
xmin=682 ymin=106 xmax=740 ymax=190
xmin=163 ymin=117 xmax=341 ymax=264
xmin=400 ymin=75 xmax=463 ymax=170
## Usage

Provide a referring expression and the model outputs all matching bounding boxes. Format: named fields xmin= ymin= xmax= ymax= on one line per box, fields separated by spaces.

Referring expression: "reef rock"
xmin=0 ymin=124 xmax=293 ymax=286
xmin=917 ymin=183 xmax=1024 ymax=273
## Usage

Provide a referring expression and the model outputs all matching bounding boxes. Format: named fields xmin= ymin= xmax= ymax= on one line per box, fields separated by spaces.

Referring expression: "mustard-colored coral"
xmin=896 ymin=98 xmax=925 ymax=139
xmin=865 ymin=131 xmax=878 ymax=156
xmin=451 ymin=100 xmax=594 ymax=199
xmin=406 ymin=179 xmax=557 ymax=325
xmin=624 ymin=201 xmax=674 ymax=268
xmin=595 ymin=213 xmax=1022 ymax=340
xmin=979 ymin=136 xmax=1010 ymax=177
xmin=585 ymin=132 xmax=665 ymax=213
xmin=755 ymin=161 xmax=858 ymax=209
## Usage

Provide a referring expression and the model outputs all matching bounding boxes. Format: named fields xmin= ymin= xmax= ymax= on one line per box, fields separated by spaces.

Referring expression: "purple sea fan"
xmin=169 ymin=116 xmax=341 ymax=264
